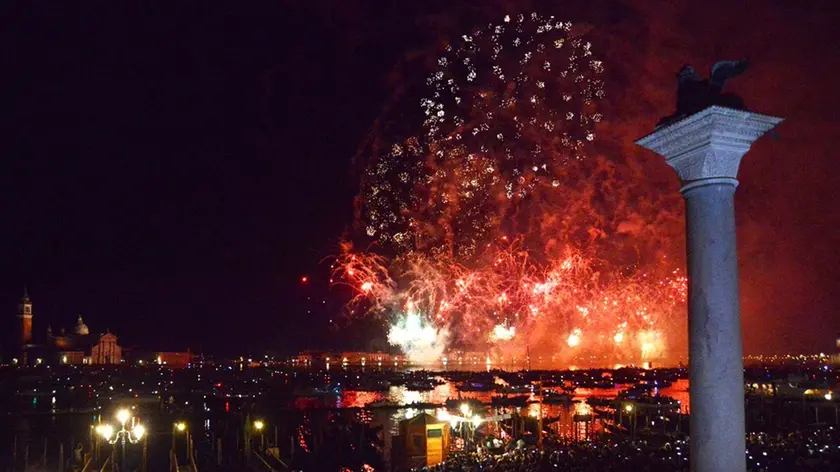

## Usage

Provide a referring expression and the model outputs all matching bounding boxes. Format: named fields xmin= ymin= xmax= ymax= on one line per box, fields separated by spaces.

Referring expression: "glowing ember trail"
xmin=331 ymin=241 xmax=687 ymax=365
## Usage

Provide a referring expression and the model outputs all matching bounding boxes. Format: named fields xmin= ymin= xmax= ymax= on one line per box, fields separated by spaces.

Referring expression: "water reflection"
xmin=325 ymin=378 xmax=690 ymax=461
xmin=330 ymin=379 xmax=689 ymax=411
xmin=1 ymin=374 xmax=689 ymax=469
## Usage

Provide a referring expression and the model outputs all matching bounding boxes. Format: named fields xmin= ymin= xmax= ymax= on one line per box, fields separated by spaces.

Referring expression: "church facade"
xmin=9 ymin=290 xmax=122 ymax=366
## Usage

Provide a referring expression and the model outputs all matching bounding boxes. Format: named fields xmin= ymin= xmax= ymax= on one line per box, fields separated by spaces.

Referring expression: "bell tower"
xmin=18 ymin=288 xmax=33 ymax=345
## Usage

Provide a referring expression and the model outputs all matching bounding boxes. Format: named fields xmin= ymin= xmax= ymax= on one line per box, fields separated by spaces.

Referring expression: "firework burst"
xmin=361 ymin=12 xmax=604 ymax=258
xmin=338 ymin=13 xmax=685 ymax=366
xmin=332 ymin=239 xmax=686 ymax=364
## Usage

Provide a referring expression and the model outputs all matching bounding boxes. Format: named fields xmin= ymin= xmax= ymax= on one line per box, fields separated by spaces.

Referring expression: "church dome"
xmin=75 ymin=315 xmax=89 ymax=335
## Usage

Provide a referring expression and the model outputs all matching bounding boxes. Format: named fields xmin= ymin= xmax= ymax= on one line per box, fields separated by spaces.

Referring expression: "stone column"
xmin=636 ymin=106 xmax=782 ymax=472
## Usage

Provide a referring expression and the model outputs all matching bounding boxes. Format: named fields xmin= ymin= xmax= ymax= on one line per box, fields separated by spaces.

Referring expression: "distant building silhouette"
xmin=90 ymin=331 xmax=121 ymax=364
xmin=832 ymin=335 xmax=840 ymax=365
xmin=8 ymin=290 xmax=122 ymax=366
xmin=154 ymin=351 xmax=193 ymax=368
xmin=18 ymin=289 xmax=33 ymax=346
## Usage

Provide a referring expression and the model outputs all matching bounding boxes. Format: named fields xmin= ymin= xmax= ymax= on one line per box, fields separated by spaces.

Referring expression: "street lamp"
xmin=254 ymin=420 xmax=266 ymax=451
xmin=624 ymin=404 xmax=637 ymax=441
xmin=96 ymin=424 xmax=114 ymax=442
xmin=96 ymin=408 xmax=145 ymax=470
xmin=116 ymin=409 xmax=131 ymax=426
xmin=173 ymin=421 xmax=189 ymax=461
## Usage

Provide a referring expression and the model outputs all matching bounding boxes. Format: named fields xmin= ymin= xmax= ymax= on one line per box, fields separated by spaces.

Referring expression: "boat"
xmin=575 ymin=379 xmax=615 ymax=389
xmin=404 ymin=401 xmax=442 ymax=409
xmin=619 ymin=383 xmax=657 ymax=399
xmin=637 ymin=379 xmax=672 ymax=389
xmin=405 ymin=380 xmax=436 ymax=391
xmin=541 ymin=391 xmax=573 ymax=404
xmin=365 ymin=400 xmax=401 ymax=409
xmin=495 ymin=384 xmax=532 ymax=394
xmin=458 ymin=382 xmax=495 ymax=392
xmin=586 ymin=397 xmax=613 ymax=407
xmin=653 ymin=379 xmax=673 ymax=389
xmin=445 ymin=398 xmax=484 ymax=409
xmin=293 ymin=385 xmax=341 ymax=397
xmin=491 ymin=395 xmax=529 ymax=407
xmin=353 ymin=379 xmax=391 ymax=391
xmin=634 ymin=395 xmax=681 ymax=409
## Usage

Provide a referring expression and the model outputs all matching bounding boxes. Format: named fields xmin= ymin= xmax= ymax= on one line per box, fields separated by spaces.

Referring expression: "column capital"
xmin=636 ymin=106 xmax=783 ymax=184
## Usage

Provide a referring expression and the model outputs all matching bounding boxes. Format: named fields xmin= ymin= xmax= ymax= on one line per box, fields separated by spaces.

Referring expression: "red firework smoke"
xmin=337 ymin=12 xmax=687 ymax=365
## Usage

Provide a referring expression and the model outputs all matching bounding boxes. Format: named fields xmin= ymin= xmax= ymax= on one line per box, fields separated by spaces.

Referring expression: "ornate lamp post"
xmin=95 ymin=408 xmax=145 ymax=470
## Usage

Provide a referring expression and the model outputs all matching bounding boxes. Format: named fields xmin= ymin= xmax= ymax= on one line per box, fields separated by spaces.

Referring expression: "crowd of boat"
xmin=2 ymin=360 xmax=836 ymax=418
xmin=288 ymin=367 xmax=686 ymax=412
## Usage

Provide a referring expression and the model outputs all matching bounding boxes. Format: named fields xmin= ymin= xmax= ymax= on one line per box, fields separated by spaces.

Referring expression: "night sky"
xmin=2 ymin=1 xmax=838 ymax=356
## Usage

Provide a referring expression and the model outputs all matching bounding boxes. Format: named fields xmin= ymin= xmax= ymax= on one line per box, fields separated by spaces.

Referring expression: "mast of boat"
xmin=526 ymin=346 xmax=531 ymax=371
xmin=537 ymin=375 xmax=544 ymax=449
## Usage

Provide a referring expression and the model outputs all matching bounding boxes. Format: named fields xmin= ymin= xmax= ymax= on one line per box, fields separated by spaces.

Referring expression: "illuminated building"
xmin=391 ymin=413 xmax=450 ymax=469
xmin=46 ymin=315 xmax=121 ymax=365
xmin=12 ymin=289 xmax=35 ymax=364
xmin=18 ymin=289 xmax=33 ymax=346
xmin=90 ymin=331 xmax=122 ymax=364
xmin=294 ymin=351 xmax=319 ymax=366
xmin=59 ymin=351 xmax=85 ymax=365
xmin=5 ymin=290 xmax=122 ymax=366
xmin=292 ymin=351 xmax=407 ymax=368
xmin=154 ymin=351 xmax=193 ymax=368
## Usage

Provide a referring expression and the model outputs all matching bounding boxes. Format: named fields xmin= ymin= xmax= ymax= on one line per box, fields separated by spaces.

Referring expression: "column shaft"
xmin=683 ymin=181 xmax=745 ymax=472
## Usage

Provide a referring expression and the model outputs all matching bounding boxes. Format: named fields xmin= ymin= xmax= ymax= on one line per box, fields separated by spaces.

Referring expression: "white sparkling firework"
xmin=491 ymin=323 xmax=516 ymax=341
xmin=421 ymin=13 xmax=604 ymax=177
xmin=388 ymin=310 xmax=449 ymax=364
xmin=361 ymin=14 xmax=604 ymax=258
